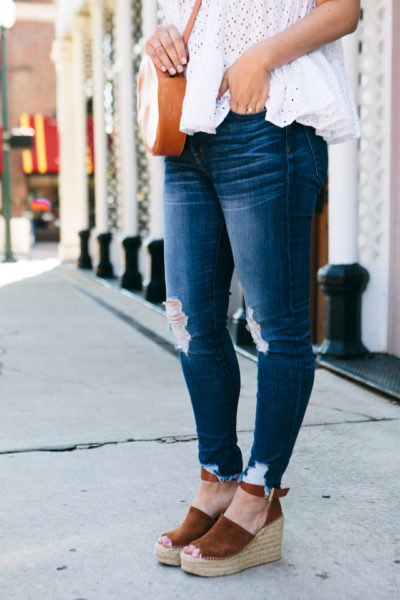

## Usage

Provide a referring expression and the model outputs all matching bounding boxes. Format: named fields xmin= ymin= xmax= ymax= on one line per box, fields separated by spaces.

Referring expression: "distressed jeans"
xmin=163 ymin=110 xmax=328 ymax=493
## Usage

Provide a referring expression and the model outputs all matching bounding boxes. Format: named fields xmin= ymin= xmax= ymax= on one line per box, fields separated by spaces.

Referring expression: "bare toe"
xmin=160 ymin=536 xmax=172 ymax=548
xmin=191 ymin=547 xmax=202 ymax=558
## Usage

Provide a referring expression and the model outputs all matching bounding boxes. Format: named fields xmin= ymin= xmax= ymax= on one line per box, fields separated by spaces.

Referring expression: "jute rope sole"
xmin=154 ymin=542 xmax=182 ymax=566
xmin=180 ymin=515 xmax=284 ymax=577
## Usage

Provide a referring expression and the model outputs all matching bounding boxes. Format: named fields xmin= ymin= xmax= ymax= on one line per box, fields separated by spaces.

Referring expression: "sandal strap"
xmin=268 ymin=487 xmax=290 ymax=500
xmin=163 ymin=505 xmax=217 ymax=546
xmin=201 ymin=468 xmax=220 ymax=482
xmin=240 ymin=481 xmax=290 ymax=499
xmin=191 ymin=514 xmax=255 ymax=559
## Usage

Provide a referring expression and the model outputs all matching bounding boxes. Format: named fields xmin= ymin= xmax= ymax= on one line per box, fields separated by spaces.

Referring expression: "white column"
xmin=357 ymin=0 xmax=393 ymax=352
xmin=71 ymin=16 xmax=89 ymax=232
xmin=388 ymin=0 xmax=400 ymax=356
xmin=327 ymin=30 xmax=360 ymax=265
xmin=51 ymin=38 xmax=80 ymax=261
xmin=142 ymin=0 xmax=165 ymax=239
xmin=115 ymin=0 xmax=138 ymax=238
xmin=90 ymin=0 xmax=109 ymax=234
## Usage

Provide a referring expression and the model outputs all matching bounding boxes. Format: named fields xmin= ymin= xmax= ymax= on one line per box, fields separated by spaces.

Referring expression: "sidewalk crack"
xmin=310 ymin=402 xmax=382 ymax=421
xmin=0 ymin=419 xmax=398 ymax=455
xmin=0 ymin=434 xmax=199 ymax=455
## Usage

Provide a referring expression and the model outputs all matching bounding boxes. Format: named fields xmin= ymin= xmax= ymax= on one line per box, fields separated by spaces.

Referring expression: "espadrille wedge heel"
xmin=180 ymin=482 xmax=289 ymax=577
xmin=154 ymin=469 xmax=221 ymax=566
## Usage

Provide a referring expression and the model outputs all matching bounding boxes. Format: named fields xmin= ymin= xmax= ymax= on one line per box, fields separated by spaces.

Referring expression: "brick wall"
xmin=4 ymin=7 xmax=56 ymax=214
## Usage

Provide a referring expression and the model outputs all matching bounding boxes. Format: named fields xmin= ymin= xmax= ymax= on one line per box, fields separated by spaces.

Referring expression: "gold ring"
xmin=246 ymin=107 xmax=255 ymax=114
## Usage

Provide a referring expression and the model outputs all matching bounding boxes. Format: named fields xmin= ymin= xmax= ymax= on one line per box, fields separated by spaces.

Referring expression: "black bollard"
xmin=146 ymin=239 xmax=166 ymax=303
xmin=77 ymin=229 xmax=92 ymax=269
xmin=121 ymin=235 xmax=142 ymax=291
xmin=317 ymin=262 xmax=370 ymax=357
xmin=96 ymin=232 xmax=114 ymax=279
xmin=233 ymin=295 xmax=253 ymax=346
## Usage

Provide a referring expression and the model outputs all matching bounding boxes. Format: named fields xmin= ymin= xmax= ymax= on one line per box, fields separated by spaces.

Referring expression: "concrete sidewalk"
xmin=0 ymin=258 xmax=399 ymax=600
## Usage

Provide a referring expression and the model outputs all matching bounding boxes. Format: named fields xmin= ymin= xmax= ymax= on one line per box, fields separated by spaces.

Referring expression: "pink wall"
xmin=388 ymin=0 xmax=400 ymax=357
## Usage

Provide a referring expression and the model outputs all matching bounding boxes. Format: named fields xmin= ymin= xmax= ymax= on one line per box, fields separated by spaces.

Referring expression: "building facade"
xmin=52 ymin=0 xmax=400 ymax=359
xmin=0 ymin=1 xmax=58 ymax=233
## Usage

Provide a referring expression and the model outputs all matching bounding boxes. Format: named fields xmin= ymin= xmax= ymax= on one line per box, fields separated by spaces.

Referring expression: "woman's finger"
xmin=217 ymin=76 xmax=229 ymax=99
xmin=229 ymin=85 xmax=247 ymax=113
xmin=229 ymin=81 xmax=270 ymax=114
xmin=234 ymin=103 xmax=249 ymax=115
xmin=166 ymin=25 xmax=187 ymax=66
xmin=157 ymin=28 xmax=185 ymax=74
xmin=144 ymin=44 xmax=167 ymax=73
xmin=145 ymin=39 xmax=175 ymax=73
xmin=145 ymin=26 xmax=187 ymax=75
xmin=230 ymin=99 xmax=239 ymax=113
xmin=246 ymin=99 xmax=263 ymax=113
xmin=231 ymin=97 xmax=266 ymax=114
xmin=155 ymin=44 xmax=178 ymax=74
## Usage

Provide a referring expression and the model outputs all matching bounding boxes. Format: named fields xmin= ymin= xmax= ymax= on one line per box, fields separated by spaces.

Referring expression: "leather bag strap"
xmin=182 ymin=0 xmax=202 ymax=46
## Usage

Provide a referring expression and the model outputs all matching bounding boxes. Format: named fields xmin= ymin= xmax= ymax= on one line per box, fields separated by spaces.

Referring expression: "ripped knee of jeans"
xmin=164 ymin=297 xmax=191 ymax=355
xmin=246 ymin=307 xmax=269 ymax=355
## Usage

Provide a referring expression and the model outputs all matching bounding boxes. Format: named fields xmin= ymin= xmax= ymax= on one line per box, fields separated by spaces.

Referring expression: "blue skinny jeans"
xmin=163 ymin=110 xmax=328 ymax=493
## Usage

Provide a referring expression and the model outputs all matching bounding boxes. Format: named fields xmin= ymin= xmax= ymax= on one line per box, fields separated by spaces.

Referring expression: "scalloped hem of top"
xmin=180 ymin=112 xmax=360 ymax=145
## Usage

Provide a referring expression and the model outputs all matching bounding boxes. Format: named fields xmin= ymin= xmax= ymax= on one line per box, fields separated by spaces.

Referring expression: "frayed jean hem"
xmin=202 ymin=463 xmax=243 ymax=483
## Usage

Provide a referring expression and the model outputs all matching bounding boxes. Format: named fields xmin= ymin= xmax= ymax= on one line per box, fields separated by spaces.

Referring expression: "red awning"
xmin=20 ymin=114 xmax=59 ymax=174
xmin=0 ymin=114 xmax=95 ymax=175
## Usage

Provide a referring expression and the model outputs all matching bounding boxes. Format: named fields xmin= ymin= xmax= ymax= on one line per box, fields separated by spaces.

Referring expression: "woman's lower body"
xmin=158 ymin=110 xmax=328 ymax=573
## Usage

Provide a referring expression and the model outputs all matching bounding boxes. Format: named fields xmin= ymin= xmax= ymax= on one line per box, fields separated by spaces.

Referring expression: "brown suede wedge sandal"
xmin=154 ymin=469 xmax=221 ymax=566
xmin=180 ymin=482 xmax=290 ymax=577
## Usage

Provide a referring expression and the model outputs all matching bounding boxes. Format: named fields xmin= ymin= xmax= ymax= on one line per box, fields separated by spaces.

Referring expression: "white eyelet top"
xmin=159 ymin=0 xmax=360 ymax=144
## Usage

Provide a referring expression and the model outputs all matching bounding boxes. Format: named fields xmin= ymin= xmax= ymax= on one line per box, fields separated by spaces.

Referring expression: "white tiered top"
xmin=159 ymin=0 xmax=360 ymax=144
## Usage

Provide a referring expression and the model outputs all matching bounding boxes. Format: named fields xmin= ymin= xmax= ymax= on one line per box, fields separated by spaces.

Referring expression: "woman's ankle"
xmin=192 ymin=479 xmax=239 ymax=516
xmin=224 ymin=486 xmax=269 ymax=534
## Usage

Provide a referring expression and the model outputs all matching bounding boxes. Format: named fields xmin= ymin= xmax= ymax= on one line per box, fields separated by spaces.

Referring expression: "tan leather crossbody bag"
xmin=137 ymin=0 xmax=202 ymax=157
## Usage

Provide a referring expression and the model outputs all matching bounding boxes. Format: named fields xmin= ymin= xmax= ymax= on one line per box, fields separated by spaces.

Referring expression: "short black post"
xmin=146 ymin=239 xmax=166 ymax=303
xmin=77 ymin=229 xmax=92 ymax=269
xmin=121 ymin=235 xmax=142 ymax=291
xmin=96 ymin=231 xmax=114 ymax=279
xmin=317 ymin=262 xmax=370 ymax=357
xmin=233 ymin=295 xmax=253 ymax=346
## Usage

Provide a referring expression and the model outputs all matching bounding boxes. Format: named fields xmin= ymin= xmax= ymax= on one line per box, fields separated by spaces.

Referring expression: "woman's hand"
xmin=218 ymin=0 xmax=359 ymax=112
xmin=217 ymin=48 xmax=270 ymax=114
xmin=144 ymin=25 xmax=188 ymax=76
